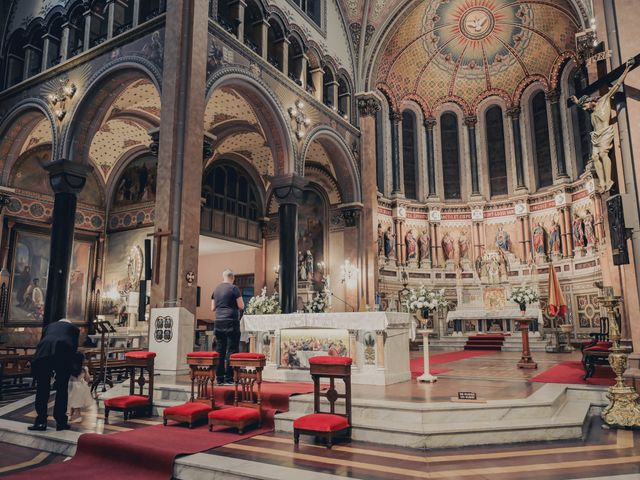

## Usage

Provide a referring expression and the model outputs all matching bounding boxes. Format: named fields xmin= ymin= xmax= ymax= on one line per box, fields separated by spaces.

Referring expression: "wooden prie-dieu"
xmin=104 ymin=351 xmax=156 ymax=421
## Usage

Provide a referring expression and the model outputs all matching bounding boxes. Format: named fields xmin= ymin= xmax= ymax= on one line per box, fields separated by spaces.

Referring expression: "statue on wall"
xmin=441 ymin=232 xmax=455 ymax=260
xmin=458 ymin=231 xmax=469 ymax=259
xmin=571 ymin=59 xmax=634 ymax=192
xmin=584 ymin=209 xmax=596 ymax=246
xmin=548 ymin=219 xmax=562 ymax=255
xmin=305 ymin=250 xmax=314 ymax=280
xmin=572 ymin=213 xmax=585 ymax=248
xmin=495 ymin=225 xmax=510 ymax=252
xmin=405 ymin=229 xmax=418 ymax=261
xmin=383 ymin=226 xmax=396 ymax=259
xmin=377 ymin=223 xmax=384 ymax=256
xmin=532 ymin=223 xmax=546 ymax=255
xmin=418 ymin=231 xmax=430 ymax=263
xmin=298 ymin=251 xmax=307 ymax=281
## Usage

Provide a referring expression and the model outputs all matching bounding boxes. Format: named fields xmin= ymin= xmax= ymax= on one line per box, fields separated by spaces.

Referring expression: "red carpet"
xmin=6 ymin=382 xmax=315 ymax=480
xmin=531 ymin=361 xmax=615 ymax=386
xmin=410 ymin=350 xmax=493 ymax=378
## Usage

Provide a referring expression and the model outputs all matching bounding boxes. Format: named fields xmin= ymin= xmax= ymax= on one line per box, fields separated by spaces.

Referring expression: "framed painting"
xmin=279 ymin=328 xmax=349 ymax=369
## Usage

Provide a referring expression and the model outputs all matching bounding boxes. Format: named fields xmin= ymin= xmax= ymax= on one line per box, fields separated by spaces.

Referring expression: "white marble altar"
xmin=241 ymin=312 xmax=411 ymax=385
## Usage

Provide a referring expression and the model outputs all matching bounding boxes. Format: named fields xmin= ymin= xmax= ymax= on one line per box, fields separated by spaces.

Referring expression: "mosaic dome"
xmin=375 ymin=0 xmax=580 ymax=114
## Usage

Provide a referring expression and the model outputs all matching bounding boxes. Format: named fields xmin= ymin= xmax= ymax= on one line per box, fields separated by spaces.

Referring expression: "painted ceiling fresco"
xmin=374 ymin=0 xmax=580 ymax=114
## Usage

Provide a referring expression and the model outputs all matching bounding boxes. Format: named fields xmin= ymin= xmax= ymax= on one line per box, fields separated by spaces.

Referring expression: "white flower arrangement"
xmin=509 ymin=286 xmax=539 ymax=310
xmin=304 ymin=289 xmax=330 ymax=313
xmin=404 ymin=285 xmax=448 ymax=313
xmin=245 ymin=287 xmax=281 ymax=315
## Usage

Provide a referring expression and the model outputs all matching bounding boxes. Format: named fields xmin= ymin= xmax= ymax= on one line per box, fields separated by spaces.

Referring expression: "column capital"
xmin=271 ymin=174 xmax=307 ymax=205
xmin=389 ymin=111 xmax=402 ymax=123
xmin=203 ymin=132 xmax=217 ymax=160
xmin=148 ymin=127 xmax=160 ymax=155
xmin=44 ymin=159 xmax=93 ymax=195
xmin=506 ymin=106 xmax=521 ymax=118
xmin=464 ymin=115 xmax=478 ymax=128
xmin=545 ymin=89 xmax=561 ymax=103
xmin=424 ymin=117 xmax=437 ymax=129
xmin=340 ymin=202 xmax=363 ymax=227
xmin=356 ymin=95 xmax=381 ymax=117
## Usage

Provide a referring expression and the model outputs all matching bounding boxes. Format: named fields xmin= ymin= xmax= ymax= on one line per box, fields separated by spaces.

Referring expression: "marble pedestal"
xmin=416 ymin=329 xmax=437 ymax=383
xmin=149 ymin=307 xmax=194 ymax=375
xmin=242 ymin=312 xmax=411 ymax=385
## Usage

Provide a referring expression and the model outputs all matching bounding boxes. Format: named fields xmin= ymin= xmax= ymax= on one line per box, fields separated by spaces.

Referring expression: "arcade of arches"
xmin=2 ymin=0 xmax=640 ymax=431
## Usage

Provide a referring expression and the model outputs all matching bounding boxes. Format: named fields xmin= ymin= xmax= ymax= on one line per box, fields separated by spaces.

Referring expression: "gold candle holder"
xmin=598 ymin=289 xmax=640 ymax=428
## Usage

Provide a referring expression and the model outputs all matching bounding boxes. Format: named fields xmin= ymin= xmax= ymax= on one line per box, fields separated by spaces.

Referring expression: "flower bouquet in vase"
xmin=404 ymin=285 xmax=448 ymax=330
xmin=303 ymin=289 xmax=330 ymax=313
xmin=245 ymin=287 xmax=281 ymax=315
xmin=508 ymin=286 xmax=539 ymax=315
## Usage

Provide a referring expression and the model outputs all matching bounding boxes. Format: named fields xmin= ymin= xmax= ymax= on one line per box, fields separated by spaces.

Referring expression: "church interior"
xmin=0 ymin=0 xmax=640 ymax=479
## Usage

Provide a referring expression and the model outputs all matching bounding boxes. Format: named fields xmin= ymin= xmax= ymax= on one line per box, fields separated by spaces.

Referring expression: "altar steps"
xmin=464 ymin=334 xmax=506 ymax=351
xmin=274 ymin=384 xmax=606 ymax=449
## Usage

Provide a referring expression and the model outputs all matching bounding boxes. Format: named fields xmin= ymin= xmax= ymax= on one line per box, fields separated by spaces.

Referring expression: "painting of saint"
xmin=297 ymin=190 xmax=325 ymax=281
xmin=384 ymin=227 xmax=395 ymax=258
xmin=584 ymin=210 xmax=596 ymax=246
xmin=441 ymin=232 xmax=454 ymax=260
xmin=9 ymin=232 xmax=49 ymax=324
xmin=532 ymin=223 xmax=546 ymax=255
xmin=113 ymin=156 xmax=157 ymax=208
xmin=458 ymin=231 xmax=469 ymax=259
xmin=548 ymin=220 xmax=562 ymax=254
xmin=495 ymin=226 xmax=510 ymax=252
xmin=573 ymin=213 xmax=585 ymax=248
xmin=377 ymin=224 xmax=384 ymax=256
xmin=418 ymin=231 xmax=430 ymax=262
xmin=405 ymin=230 xmax=418 ymax=260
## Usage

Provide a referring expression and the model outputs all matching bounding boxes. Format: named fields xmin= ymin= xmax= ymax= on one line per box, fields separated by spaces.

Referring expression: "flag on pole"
xmin=547 ymin=264 xmax=567 ymax=317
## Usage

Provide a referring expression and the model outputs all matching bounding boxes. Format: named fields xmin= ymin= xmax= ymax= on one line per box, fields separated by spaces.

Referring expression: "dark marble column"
xmin=507 ymin=107 xmax=526 ymax=189
xmin=273 ymin=175 xmax=307 ymax=313
xmin=424 ymin=117 xmax=437 ymax=197
xmin=389 ymin=111 xmax=402 ymax=195
xmin=42 ymin=160 xmax=92 ymax=326
xmin=465 ymin=116 xmax=480 ymax=195
xmin=546 ymin=89 xmax=568 ymax=178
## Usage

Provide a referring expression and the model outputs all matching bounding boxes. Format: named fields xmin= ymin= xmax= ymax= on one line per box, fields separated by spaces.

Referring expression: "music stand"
xmin=93 ymin=320 xmax=116 ymax=395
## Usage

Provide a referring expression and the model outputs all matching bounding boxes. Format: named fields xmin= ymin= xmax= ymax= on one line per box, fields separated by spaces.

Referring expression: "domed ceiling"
xmin=374 ymin=0 xmax=580 ymax=114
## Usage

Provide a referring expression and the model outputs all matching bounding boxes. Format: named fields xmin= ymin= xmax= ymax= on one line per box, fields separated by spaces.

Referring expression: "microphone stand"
xmin=330 ymin=292 xmax=356 ymax=312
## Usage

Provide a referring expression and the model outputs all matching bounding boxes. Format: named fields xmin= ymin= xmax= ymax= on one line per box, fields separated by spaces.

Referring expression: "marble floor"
xmin=0 ymin=350 xmax=637 ymax=479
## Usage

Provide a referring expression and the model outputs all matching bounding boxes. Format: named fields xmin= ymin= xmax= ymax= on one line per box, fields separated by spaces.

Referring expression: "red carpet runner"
xmin=530 ymin=361 xmax=615 ymax=386
xmin=410 ymin=350 xmax=494 ymax=378
xmin=5 ymin=382 xmax=316 ymax=480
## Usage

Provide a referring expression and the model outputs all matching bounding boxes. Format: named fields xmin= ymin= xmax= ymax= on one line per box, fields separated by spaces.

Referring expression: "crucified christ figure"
xmin=571 ymin=58 xmax=634 ymax=193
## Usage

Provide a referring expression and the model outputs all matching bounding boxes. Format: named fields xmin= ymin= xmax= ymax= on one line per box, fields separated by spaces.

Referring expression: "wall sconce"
xmin=46 ymin=78 xmax=76 ymax=120
xmin=340 ymin=259 xmax=359 ymax=285
xmin=288 ymin=99 xmax=310 ymax=140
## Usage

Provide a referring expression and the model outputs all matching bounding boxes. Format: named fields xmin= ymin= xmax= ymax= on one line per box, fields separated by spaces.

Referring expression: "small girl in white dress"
xmin=68 ymin=352 xmax=94 ymax=422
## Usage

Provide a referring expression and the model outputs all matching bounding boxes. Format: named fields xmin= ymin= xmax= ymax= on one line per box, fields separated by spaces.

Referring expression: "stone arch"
xmin=61 ymin=57 xmax=162 ymax=163
xmin=105 ymin=145 xmax=156 ymax=211
xmin=0 ymin=99 xmax=58 ymax=181
xmin=301 ymin=126 xmax=361 ymax=204
xmin=205 ymin=67 xmax=295 ymax=177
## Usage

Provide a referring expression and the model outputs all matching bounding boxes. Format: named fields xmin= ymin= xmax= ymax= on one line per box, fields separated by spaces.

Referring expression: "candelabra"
xmin=598 ymin=288 xmax=640 ymax=428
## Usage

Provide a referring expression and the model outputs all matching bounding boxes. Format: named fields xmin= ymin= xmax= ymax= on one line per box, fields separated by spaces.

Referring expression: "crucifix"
xmin=568 ymin=54 xmax=639 ymax=193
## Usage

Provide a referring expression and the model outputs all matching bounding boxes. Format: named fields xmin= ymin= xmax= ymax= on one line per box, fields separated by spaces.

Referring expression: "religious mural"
xmin=113 ymin=156 xmax=157 ymax=209
xmin=297 ymin=189 xmax=325 ymax=281
xmin=9 ymin=230 xmax=92 ymax=324
xmin=279 ymin=328 xmax=349 ymax=369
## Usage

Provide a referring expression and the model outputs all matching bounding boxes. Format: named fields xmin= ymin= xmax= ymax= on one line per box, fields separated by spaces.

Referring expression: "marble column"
xmin=474 ymin=222 xmax=482 ymax=259
xmin=546 ymin=90 xmax=568 ymax=178
xmin=390 ymin=111 xmax=402 ymax=195
xmin=432 ymin=222 xmax=440 ymax=268
xmin=132 ymin=0 xmax=141 ymax=27
xmin=42 ymin=160 xmax=92 ymax=326
xmin=356 ymin=95 xmax=381 ymax=306
xmin=519 ymin=217 xmax=527 ymax=260
xmin=563 ymin=207 xmax=573 ymax=257
xmin=151 ymin=0 xmax=209 ymax=314
xmin=524 ymin=216 xmax=532 ymax=260
xmin=272 ymin=175 xmax=306 ymax=313
xmin=424 ymin=118 xmax=437 ymax=197
xmin=465 ymin=116 xmax=480 ymax=196
xmin=310 ymin=67 xmax=324 ymax=103
xmin=507 ymin=107 xmax=526 ymax=189
xmin=559 ymin=208 xmax=569 ymax=258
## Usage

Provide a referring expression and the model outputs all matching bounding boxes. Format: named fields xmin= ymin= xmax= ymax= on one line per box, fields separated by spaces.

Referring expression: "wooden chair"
xmin=293 ymin=356 xmax=352 ymax=449
xmin=104 ymin=351 xmax=155 ymax=421
xmin=163 ymin=351 xmax=219 ymax=428
xmin=208 ymin=352 xmax=265 ymax=434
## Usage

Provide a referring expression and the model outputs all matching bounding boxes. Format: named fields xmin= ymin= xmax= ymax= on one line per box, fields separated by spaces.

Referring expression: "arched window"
xmin=46 ymin=16 xmax=64 ymax=67
xmin=113 ymin=0 xmax=135 ymax=35
xmin=88 ymin=1 xmax=108 ymax=48
xmin=25 ymin=26 xmax=45 ymax=78
xmin=337 ymin=77 xmax=350 ymax=120
xmin=323 ymin=67 xmax=336 ymax=108
xmin=216 ymin=0 xmax=237 ymax=34
xmin=486 ymin=106 xmax=508 ymax=196
xmin=532 ymin=91 xmax=553 ymax=188
xmin=243 ymin=0 xmax=264 ymax=54
xmin=402 ymin=110 xmax=418 ymax=199
xmin=201 ymin=162 xmax=262 ymax=244
xmin=5 ymin=32 xmax=25 ymax=87
xmin=570 ymin=70 xmax=592 ymax=175
xmin=375 ymin=108 xmax=384 ymax=193
xmin=267 ymin=18 xmax=284 ymax=71
xmin=67 ymin=6 xmax=86 ymax=57
xmin=139 ymin=0 xmax=165 ymax=23
xmin=441 ymin=112 xmax=461 ymax=200
xmin=287 ymin=35 xmax=304 ymax=86
xmin=292 ymin=0 xmax=321 ymax=26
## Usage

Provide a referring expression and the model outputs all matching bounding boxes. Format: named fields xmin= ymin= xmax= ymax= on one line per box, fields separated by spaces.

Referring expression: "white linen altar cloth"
xmin=242 ymin=311 xmax=410 ymax=332
xmin=446 ymin=307 xmax=543 ymax=322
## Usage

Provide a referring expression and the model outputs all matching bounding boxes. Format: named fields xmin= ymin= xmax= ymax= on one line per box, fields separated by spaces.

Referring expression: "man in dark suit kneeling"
xmin=29 ymin=319 xmax=80 ymax=432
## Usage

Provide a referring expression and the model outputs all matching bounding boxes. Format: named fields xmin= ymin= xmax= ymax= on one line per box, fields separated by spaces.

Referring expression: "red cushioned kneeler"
xmin=104 ymin=351 xmax=155 ymax=421
xmin=208 ymin=353 xmax=266 ymax=434
xmin=294 ymin=356 xmax=352 ymax=449
xmin=164 ymin=352 xmax=219 ymax=428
